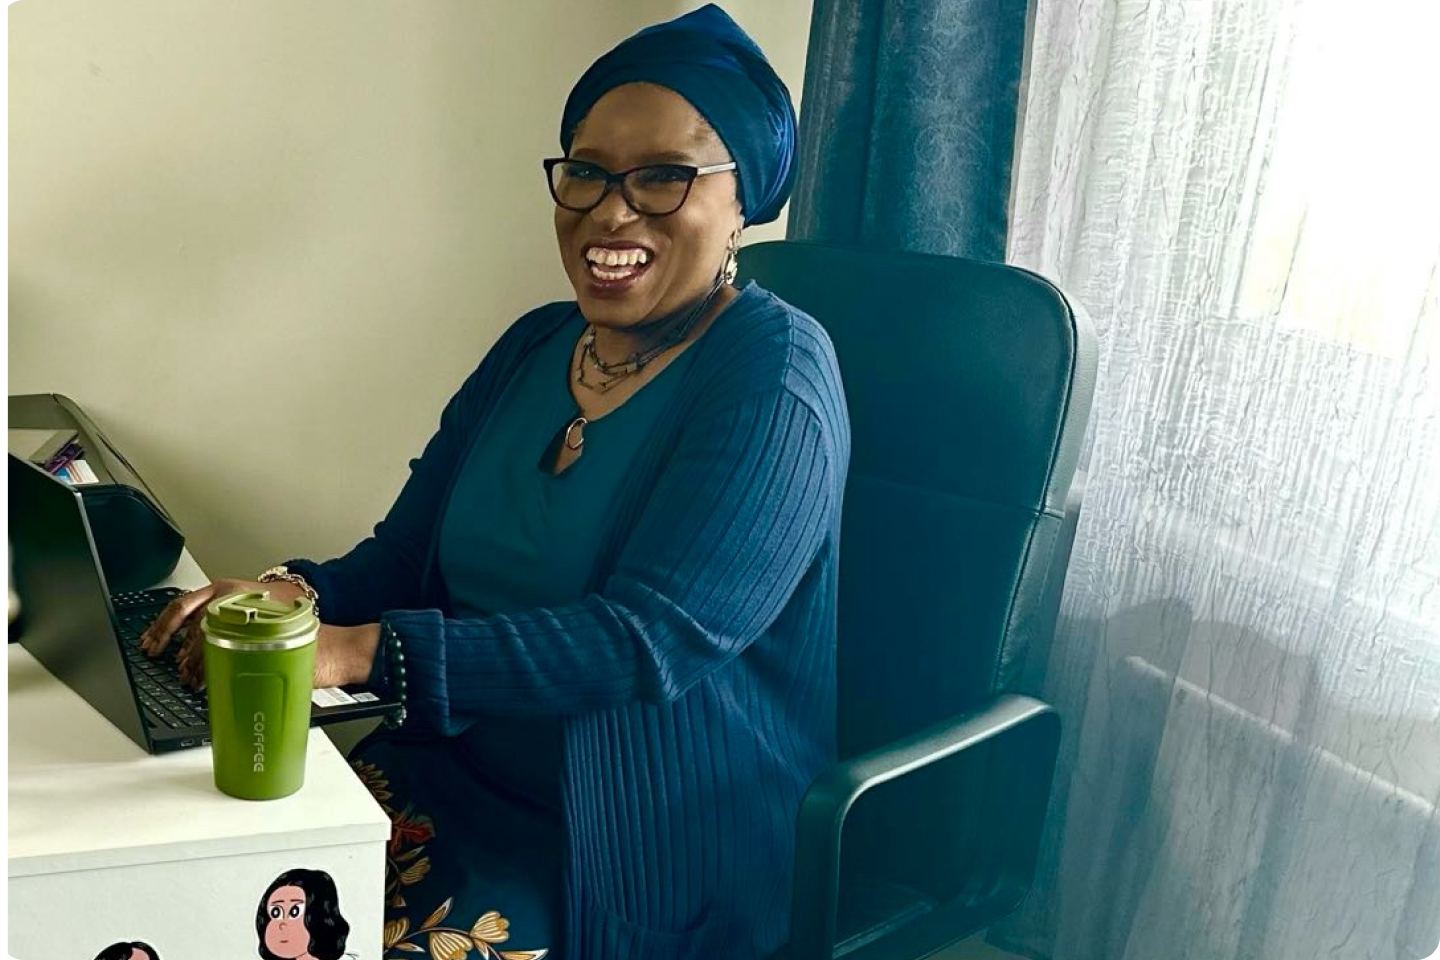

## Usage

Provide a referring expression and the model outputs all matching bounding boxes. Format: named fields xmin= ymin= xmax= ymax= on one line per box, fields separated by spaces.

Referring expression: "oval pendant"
xmin=564 ymin=416 xmax=588 ymax=450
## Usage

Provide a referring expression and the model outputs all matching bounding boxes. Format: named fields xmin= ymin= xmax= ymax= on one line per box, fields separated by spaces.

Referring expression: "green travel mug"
xmin=203 ymin=592 xmax=318 ymax=800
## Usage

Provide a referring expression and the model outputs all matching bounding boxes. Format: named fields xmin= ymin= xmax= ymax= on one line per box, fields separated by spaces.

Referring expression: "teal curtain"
xmin=787 ymin=0 xmax=1032 ymax=261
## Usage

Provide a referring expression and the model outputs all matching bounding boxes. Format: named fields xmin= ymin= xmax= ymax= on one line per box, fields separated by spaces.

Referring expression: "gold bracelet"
xmin=258 ymin=565 xmax=320 ymax=617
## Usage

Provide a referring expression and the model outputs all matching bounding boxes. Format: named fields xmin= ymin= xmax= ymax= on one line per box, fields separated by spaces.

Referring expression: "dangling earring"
xmin=721 ymin=228 xmax=741 ymax=285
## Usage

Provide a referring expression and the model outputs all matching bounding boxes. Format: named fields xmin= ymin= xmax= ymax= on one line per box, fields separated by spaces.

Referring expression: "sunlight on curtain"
xmin=999 ymin=0 xmax=1440 ymax=957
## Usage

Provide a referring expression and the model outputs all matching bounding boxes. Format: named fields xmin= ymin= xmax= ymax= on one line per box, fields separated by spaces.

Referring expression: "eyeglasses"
xmin=543 ymin=158 xmax=738 ymax=216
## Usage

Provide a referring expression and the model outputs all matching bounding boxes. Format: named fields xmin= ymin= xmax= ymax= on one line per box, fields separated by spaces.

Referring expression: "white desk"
xmin=7 ymin=552 xmax=391 ymax=960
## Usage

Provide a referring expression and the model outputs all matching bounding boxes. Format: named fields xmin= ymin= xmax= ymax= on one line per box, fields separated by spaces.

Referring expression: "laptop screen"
xmin=9 ymin=454 xmax=151 ymax=749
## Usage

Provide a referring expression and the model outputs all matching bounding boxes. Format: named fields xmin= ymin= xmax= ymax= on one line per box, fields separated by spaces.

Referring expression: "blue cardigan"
xmin=288 ymin=282 xmax=850 ymax=959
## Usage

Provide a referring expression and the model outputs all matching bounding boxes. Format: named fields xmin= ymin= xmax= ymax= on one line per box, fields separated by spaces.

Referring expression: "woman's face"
xmin=263 ymin=885 xmax=310 ymax=959
xmin=555 ymin=82 xmax=743 ymax=330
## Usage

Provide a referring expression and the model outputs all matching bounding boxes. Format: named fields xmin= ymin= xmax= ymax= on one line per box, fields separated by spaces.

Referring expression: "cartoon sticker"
xmin=92 ymin=943 xmax=161 ymax=960
xmin=257 ymin=869 xmax=352 ymax=960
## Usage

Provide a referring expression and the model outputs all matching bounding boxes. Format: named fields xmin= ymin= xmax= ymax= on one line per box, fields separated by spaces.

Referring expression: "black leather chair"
xmin=738 ymin=240 xmax=1097 ymax=960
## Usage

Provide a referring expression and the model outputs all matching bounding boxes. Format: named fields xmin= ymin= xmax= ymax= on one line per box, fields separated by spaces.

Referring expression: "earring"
xmin=722 ymin=229 xmax=741 ymax=285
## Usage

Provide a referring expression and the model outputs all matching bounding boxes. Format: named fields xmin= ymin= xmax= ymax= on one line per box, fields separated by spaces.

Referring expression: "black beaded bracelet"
xmin=381 ymin=621 xmax=408 ymax=729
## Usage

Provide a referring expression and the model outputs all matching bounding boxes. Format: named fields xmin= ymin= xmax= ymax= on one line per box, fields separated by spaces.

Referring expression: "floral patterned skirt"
xmin=349 ymin=729 xmax=563 ymax=960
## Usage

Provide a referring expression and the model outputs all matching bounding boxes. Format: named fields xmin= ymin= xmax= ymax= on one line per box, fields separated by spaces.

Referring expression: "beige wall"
xmin=9 ymin=0 xmax=812 ymax=579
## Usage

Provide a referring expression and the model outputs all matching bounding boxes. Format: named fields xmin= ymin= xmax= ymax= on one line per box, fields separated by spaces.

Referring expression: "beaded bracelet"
xmin=380 ymin=621 xmax=408 ymax=729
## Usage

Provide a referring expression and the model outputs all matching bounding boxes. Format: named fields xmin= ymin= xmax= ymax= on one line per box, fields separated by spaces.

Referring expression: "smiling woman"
xmin=543 ymin=82 xmax=747 ymax=431
xmin=137 ymin=5 xmax=849 ymax=960
xmin=551 ymin=84 xmax=743 ymax=332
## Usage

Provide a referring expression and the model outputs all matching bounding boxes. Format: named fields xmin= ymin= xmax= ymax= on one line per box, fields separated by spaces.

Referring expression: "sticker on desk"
xmin=311 ymin=687 xmax=358 ymax=708
xmin=258 ymin=868 xmax=351 ymax=960
xmin=92 ymin=941 xmax=162 ymax=960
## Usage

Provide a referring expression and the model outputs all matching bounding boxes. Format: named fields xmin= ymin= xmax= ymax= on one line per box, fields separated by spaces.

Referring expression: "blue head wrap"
xmin=560 ymin=4 xmax=798 ymax=226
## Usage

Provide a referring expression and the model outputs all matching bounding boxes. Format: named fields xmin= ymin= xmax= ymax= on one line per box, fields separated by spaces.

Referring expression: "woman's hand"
xmin=140 ymin=577 xmax=305 ymax=687
xmin=141 ymin=579 xmax=380 ymax=691
xmin=313 ymin=623 xmax=383 ymax=689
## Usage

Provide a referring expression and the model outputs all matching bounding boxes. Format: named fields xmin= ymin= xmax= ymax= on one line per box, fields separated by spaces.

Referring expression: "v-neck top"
xmin=437 ymin=310 xmax=697 ymax=810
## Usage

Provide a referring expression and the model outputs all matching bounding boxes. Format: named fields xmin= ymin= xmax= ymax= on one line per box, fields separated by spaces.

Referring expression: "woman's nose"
xmin=589 ymin=185 xmax=640 ymax=231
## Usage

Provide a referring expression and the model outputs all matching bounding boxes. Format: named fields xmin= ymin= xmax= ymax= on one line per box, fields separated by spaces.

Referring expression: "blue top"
xmin=438 ymin=313 xmax=695 ymax=812
xmin=287 ymin=282 xmax=850 ymax=959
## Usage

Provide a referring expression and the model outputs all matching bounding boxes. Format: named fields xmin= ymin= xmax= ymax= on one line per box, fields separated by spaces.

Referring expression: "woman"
xmin=143 ymin=6 xmax=849 ymax=958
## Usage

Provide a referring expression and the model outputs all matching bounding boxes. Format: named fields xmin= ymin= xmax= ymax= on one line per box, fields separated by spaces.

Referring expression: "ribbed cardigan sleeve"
xmin=384 ymin=385 xmax=838 ymax=731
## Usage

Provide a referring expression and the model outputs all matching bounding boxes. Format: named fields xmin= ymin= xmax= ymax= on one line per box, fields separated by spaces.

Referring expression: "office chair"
xmin=737 ymin=240 xmax=1097 ymax=960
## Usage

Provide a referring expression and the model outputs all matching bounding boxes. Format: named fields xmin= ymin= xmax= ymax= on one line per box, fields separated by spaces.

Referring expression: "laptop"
xmin=9 ymin=454 xmax=400 ymax=754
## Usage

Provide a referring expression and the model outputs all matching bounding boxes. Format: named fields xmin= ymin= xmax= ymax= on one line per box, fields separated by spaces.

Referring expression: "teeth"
xmin=586 ymin=247 xmax=650 ymax=267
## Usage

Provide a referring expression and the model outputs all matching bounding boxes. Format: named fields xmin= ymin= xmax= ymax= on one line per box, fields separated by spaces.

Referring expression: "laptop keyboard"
xmin=112 ymin=587 xmax=209 ymax=730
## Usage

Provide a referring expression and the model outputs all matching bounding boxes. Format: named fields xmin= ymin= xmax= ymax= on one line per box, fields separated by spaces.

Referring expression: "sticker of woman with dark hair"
xmin=92 ymin=942 xmax=160 ymax=960
xmin=256 ymin=869 xmax=352 ymax=960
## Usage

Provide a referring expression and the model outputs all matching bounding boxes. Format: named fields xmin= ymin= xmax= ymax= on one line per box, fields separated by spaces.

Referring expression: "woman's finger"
xmin=176 ymin=620 xmax=205 ymax=683
xmin=141 ymin=586 xmax=214 ymax=655
xmin=179 ymin=650 xmax=207 ymax=690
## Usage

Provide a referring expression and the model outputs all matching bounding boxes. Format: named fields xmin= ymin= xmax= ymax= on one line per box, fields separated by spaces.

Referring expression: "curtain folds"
xmin=787 ymin=0 xmax=1030 ymax=261
xmin=998 ymin=1 xmax=1440 ymax=958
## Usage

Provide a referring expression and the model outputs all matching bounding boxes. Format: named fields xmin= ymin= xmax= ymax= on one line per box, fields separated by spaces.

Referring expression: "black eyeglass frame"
xmin=542 ymin=157 xmax=738 ymax=216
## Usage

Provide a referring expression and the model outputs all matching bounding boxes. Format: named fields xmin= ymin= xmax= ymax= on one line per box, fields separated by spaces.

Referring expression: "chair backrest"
xmin=738 ymin=241 xmax=1097 ymax=758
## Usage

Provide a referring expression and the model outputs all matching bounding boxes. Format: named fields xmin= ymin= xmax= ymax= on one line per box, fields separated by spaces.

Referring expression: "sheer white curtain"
xmin=998 ymin=1 xmax=1440 ymax=958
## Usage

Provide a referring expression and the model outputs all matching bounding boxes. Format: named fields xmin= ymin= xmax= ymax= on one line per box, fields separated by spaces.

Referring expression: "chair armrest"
xmin=788 ymin=694 xmax=1060 ymax=960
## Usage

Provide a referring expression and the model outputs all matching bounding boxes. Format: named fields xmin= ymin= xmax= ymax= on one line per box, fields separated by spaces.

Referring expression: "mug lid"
xmin=203 ymin=591 xmax=317 ymax=643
